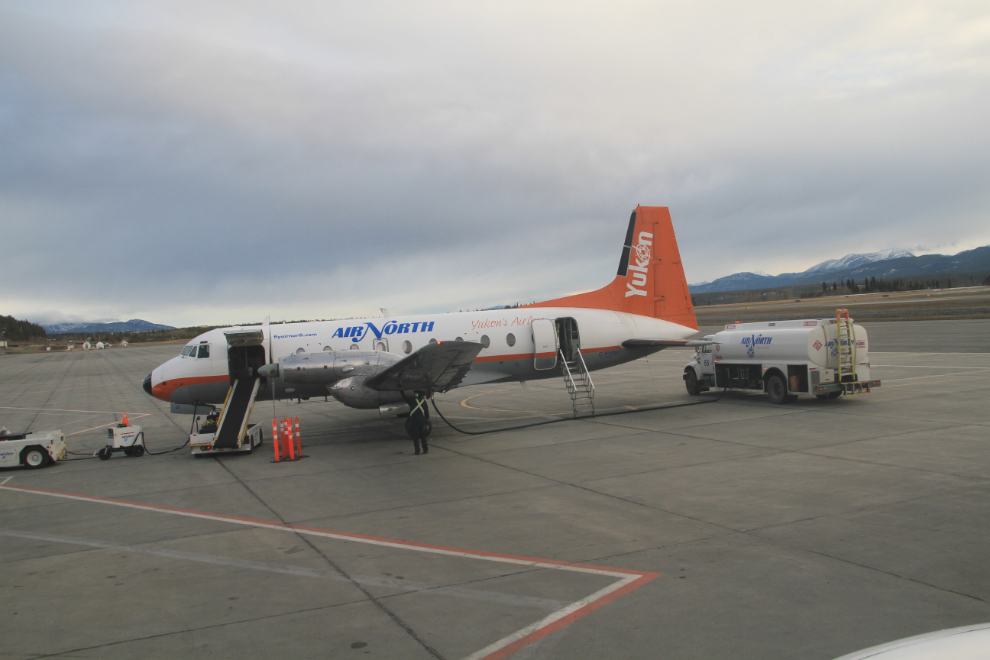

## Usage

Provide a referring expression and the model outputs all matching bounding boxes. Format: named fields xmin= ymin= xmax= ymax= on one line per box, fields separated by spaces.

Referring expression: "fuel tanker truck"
xmin=684 ymin=310 xmax=881 ymax=404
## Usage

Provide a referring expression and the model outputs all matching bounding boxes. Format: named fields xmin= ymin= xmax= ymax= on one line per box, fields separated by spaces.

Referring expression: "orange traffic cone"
xmin=122 ymin=412 xmax=130 ymax=426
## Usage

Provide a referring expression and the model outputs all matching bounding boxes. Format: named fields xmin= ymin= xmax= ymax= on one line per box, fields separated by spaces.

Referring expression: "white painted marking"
xmin=461 ymin=575 xmax=639 ymax=660
xmin=873 ymin=365 xmax=990 ymax=369
xmin=0 ymin=406 xmax=154 ymax=415
xmin=66 ymin=414 xmax=153 ymax=437
xmin=0 ymin=529 xmax=566 ymax=611
xmin=882 ymin=372 xmax=990 ymax=383
xmin=0 ymin=485 xmax=655 ymax=660
xmin=0 ymin=477 xmax=11 ymax=485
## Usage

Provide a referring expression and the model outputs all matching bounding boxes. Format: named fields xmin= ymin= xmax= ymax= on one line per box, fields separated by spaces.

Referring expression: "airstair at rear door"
xmin=561 ymin=349 xmax=595 ymax=417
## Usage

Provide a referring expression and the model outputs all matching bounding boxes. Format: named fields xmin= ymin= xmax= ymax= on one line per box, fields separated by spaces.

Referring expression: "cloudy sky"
xmin=2 ymin=1 xmax=989 ymax=327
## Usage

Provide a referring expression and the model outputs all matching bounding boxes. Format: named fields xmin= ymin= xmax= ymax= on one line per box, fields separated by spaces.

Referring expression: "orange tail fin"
xmin=524 ymin=206 xmax=697 ymax=330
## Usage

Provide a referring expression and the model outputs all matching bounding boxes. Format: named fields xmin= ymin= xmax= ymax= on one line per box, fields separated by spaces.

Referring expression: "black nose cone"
xmin=143 ymin=373 xmax=153 ymax=396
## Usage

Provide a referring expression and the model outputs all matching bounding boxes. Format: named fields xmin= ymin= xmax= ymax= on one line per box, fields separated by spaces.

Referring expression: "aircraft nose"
xmin=143 ymin=373 xmax=153 ymax=396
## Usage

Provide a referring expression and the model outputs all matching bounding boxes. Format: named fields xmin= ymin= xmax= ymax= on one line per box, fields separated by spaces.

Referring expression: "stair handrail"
xmin=573 ymin=348 xmax=595 ymax=417
xmin=560 ymin=349 xmax=578 ymax=396
xmin=574 ymin=348 xmax=595 ymax=398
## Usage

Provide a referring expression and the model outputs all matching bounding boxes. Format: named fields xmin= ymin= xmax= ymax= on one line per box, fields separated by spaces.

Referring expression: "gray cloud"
xmin=2 ymin=1 xmax=988 ymax=326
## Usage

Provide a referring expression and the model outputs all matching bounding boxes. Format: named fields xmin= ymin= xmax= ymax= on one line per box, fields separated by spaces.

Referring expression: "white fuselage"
xmin=149 ymin=307 xmax=697 ymax=407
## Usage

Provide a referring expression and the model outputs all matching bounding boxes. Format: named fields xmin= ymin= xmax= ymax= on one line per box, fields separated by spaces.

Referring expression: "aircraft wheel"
xmin=23 ymin=447 xmax=50 ymax=469
xmin=97 ymin=447 xmax=113 ymax=461
xmin=685 ymin=370 xmax=700 ymax=396
xmin=766 ymin=374 xmax=788 ymax=404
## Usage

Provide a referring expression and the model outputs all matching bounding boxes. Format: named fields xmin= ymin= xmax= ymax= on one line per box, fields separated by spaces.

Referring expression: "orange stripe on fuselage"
xmin=154 ymin=346 xmax=630 ymax=401
xmin=472 ymin=346 xmax=622 ymax=363
xmin=151 ymin=375 xmax=229 ymax=402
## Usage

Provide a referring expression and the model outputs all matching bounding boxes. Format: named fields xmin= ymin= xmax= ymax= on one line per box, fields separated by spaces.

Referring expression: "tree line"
xmin=817 ymin=274 xmax=987 ymax=296
xmin=0 ymin=315 xmax=47 ymax=341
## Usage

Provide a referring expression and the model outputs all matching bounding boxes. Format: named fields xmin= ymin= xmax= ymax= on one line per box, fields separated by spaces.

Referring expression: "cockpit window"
xmin=197 ymin=345 xmax=210 ymax=358
xmin=181 ymin=346 xmax=195 ymax=357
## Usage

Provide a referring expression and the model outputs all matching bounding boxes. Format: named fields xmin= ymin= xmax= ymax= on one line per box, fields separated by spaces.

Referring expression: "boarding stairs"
xmin=212 ymin=377 xmax=262 ymax=448
xmin=560 ymin=349 xmax=595 ymax=418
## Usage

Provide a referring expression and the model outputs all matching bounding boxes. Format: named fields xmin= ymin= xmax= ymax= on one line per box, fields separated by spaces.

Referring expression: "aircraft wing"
xmin=365 ymin=341 xmax=485 ymax=393
xmin=621 ymin=339 xmax=713 ymax=348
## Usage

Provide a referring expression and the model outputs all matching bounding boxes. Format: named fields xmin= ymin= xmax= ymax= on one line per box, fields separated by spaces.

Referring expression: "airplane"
xmin=143 ymin=206 xmax=700 ymax=442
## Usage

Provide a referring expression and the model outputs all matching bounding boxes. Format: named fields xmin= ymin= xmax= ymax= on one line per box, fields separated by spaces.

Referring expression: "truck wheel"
xmin=130 ymin=445 xmax=145 ymax=457
xmin=767 ymin=374 xmax=788 ymax=404
xmin=22 ymin=447 xmax=50 ymax=469
xmin=828 ymin=390 xmax=843 ymax=399
xmin=97 ymin=447 xmax=112 ymax=460
xmin=685 ymin=370 xmax=701 ymax=396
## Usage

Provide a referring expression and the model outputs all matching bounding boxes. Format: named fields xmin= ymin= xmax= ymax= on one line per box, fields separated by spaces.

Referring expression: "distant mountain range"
xmin=690 ymin=246 xmax=990 ymax=293
xmin=41 ymin=319 xmax=176 ymax=334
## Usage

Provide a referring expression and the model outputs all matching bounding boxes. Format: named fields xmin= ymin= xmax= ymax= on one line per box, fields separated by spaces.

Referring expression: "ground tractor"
xmin=0 ymin=429 xmax=67 ymax=469
xmin=684 ymin=310 xmax=881 ymax=404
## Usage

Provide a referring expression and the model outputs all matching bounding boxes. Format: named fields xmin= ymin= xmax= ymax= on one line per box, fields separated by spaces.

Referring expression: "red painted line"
xmin=0 ymin=484 xmax=646 ymax=575
xmin=479 ymin=573 xmax=659 ymax=660
xmin=0 ymin=483 xmax=661 ymax=659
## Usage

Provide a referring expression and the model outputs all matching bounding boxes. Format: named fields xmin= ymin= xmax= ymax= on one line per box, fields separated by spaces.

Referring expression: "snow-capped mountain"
xmin=804 ymin=249 xmax=915 ymax=275
xmin=40 ymin=319 xmax=175 ymax=334
xmin=690 ymin=246 xmax=989 ymax=294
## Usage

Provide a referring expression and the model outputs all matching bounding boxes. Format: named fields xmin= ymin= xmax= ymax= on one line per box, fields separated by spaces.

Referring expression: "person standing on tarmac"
xmin=408 ymin=391 xmax=430 ymax=455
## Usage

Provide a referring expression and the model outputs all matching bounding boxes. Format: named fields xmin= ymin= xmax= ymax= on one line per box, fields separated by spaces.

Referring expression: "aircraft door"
xmin=555 ymin=317 xmax=581 ymax=362
xmin=532 ymin=318 xmax=558 ymax=370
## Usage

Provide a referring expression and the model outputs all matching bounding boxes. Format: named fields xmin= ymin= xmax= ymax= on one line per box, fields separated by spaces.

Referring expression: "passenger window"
xmin=197 ymin=345 xmax=210 ymax=359
xmin=480 ymin=335 xmax=490 ymax=348
xmin=506 ymin=333 xmax=516 ymax=347
xmin=454 ymin=337 xmax=463 ymax=341
xmin=402 ymin=340 xmax=412 ymax=354
xmin=323 ymin=345 xmax=333 ymax=352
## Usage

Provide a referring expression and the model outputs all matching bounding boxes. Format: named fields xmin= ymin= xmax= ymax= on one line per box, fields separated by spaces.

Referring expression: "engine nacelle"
xmin=260 ymin=351 xmax=402 ymax=384
xmin=328 ymin=376 xmax=406 ymax=409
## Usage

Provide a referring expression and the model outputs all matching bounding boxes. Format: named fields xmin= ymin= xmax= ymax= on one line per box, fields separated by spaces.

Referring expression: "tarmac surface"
xmin=2 ymin=319 xmax=989 ymax=659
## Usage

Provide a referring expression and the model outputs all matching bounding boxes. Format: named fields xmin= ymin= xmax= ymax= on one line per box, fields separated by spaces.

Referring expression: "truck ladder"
xmin=560 ymin=349 xmax=595 ymax=418
xmin=835 ymin=309 xmax=860 ymax=394
xmin=213 ymin=377 xmax=262 ymax=448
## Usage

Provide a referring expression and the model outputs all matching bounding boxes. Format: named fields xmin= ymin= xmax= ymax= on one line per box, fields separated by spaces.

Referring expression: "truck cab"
xmin=685 ymin=336 xmax=716 ymax=394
